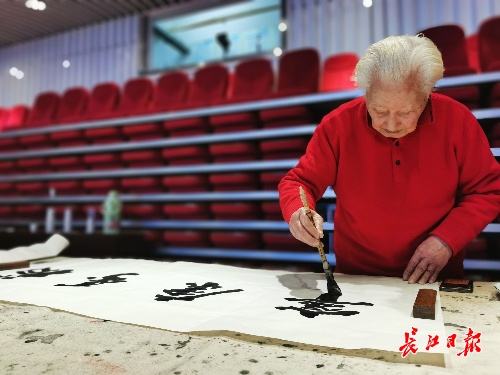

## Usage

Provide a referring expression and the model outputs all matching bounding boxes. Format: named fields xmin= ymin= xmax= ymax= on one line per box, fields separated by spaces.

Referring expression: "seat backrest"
xmin=154 ymin=71 xmax=190 ymax=111
xmin=0 ymin=108 xmax=6 ymax=131
xmin=276 ymin=48 xmax=320 ymax=95
xmin=231 ymin=58 xmax=274 ymax=99
xmin=118 ymin=77 xmax=155 ymax=116
xmin=189 ymin=64 xmax=229 ymax=104
xmin=86 ymin=82 xmax=121 ymax=120
xmin=26 ymin=91 xmax=60 ymax=127
xmin=3 ymin=105 xmax=30 ymax=131
xmin=321 ymin=52 xmax=359 ymax=92
xmin=56 ymin=87 xmax=90 ymax=123
xmin=419 ymin=24 xmax=472 ymax=74
xmin=466 ymin=34 xmax=481 ymax=72
xmin=478 ymin=15 xmax=500 ymax=72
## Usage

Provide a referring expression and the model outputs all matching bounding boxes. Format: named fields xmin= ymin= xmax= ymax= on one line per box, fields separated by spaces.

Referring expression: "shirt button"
xmin=395 ymin=141 xmax=400 ymax=146
xmin=395 ymin=160 xmax=401 ymax=165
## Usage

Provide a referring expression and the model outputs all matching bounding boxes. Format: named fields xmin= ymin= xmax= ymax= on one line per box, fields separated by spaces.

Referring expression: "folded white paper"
xmin=0 ymin=234 xmax=69 ymax=263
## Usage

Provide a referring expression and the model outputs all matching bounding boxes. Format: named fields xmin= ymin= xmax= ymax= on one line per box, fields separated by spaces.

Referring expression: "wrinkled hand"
xmin=403 ymin=236 xmax=452 ymax=284
xmin=289 ymin=207 xmax=324 ymax=247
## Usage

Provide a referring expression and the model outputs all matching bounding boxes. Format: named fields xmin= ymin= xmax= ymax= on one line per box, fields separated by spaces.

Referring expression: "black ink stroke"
xmin=54 ymin=273 xmax=139 ymax=287
xmin=0 ymin=267 xmax=73 ymax=280
xmin=155 ymin=282 xmax=243 ymax=301
xmin=276 ymin=294 xmax=374 ymax=318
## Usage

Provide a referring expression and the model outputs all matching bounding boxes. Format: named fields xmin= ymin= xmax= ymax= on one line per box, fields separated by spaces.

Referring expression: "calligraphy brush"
xmin=299 ymin=186 xmax=342 ymax=302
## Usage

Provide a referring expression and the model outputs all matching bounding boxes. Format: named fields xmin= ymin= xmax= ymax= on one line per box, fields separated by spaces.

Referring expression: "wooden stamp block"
xmin=413 ymin=289 xmax=437 ymax=320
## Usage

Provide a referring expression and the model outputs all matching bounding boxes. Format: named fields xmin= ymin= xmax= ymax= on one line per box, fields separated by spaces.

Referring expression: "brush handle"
xmin=299 ymin=186 xmax=342 ymax=298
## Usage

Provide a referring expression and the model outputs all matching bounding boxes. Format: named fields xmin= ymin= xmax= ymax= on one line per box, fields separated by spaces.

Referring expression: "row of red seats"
xmin=1 ymin=16 xmax=500 ymax=254
xmin=418 ymin=16 xmax=500 ymax=110
xmin=0 ymin=49 xmax=358 ymax=143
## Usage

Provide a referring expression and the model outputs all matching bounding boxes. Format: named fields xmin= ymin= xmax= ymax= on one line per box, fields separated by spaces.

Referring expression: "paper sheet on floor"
xmin=0 ymin=234 xmax=69 ymax=263
xmin=0 ymin=257 xmax=447 ymax=354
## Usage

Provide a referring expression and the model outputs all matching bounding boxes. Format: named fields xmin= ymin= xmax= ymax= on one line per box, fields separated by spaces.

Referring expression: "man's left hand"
xmin=403 ymin=236 xmax=452 ymax=284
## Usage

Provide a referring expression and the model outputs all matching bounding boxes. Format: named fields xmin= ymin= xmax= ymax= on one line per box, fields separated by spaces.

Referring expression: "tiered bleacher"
xmin=0 ymin=16 xmax=499 ymax=268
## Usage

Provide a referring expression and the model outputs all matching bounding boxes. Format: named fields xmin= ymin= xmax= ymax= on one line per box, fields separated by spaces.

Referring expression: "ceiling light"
xmin=15 ymin=71 xmax=24 ymax=80
xmin=9 ymin=67 xmax=19 ymax=76
xmin=26 ymin=0 xmax=46 ymax=11
xmin=62 ymin=60 xmax=71 ymax=68
xmin=278 ymin=22 xmax=287 ymax=32
xmin=273 ymin=47 xmax=283 ymax=57
xmin=363 ymin=0 xmax=373 ymax=7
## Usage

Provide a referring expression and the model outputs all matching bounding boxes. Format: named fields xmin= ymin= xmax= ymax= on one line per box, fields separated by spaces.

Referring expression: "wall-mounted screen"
xmin=147 ymin=0 xmax=283 ymax=73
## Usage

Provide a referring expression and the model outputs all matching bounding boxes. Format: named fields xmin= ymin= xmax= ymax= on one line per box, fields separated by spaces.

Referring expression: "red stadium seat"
xmin=466 ymin=34 xmax=481 ymax=73
xmin=0 ymin=108 xmax=6 ymax=131
xmin=15 ymin=181 xmax=48 ymax=196
xmin=163 ymin=64 xmax=229 ymax=137
xmin=209 ymin=58 xmax=274 ymax=133
xmin=18 ymin=91 xmax=60 ymax=148
xmin=50 ymin=87 xmax=90 ymax=145
xmin=208 ymin=142 xmax=260 ymax=163
xmin=210 ymin=231 xmax=261 ymax=250
xmin=48 ymin=180 xmax=83 ymax=195
xmin=163 ymin=203 xmax=210 ymax=220
xmin=478 ymin=16 xmax=500 ymax=107
xmin=122 ymin=204 xmax=162 ymax=219
xmin=122 ymin=71 xmax=190 ymax=140
xmin=14 ymin=205 xmax=44 ymax=220
xmin=262 ymin=231 xmax=312 ymax=252
xmin=120 ymin=148 xmax=163 ymax=194
xmin=162 ymin=145 xmax=210 ymax=166
xmin=161 ymin=175 xmax=209 ymax=192
xmin=4 ymin=105 xmax=29 ymax=130
xmin=259 ymin=48 xmax=320 ymax=128
xmin=258 ymin=49 xmax=319 ymax=166
xmin=209 ymin=172 xmax=260 ymax=192
xmin=82 ymin=178 xmax=120 ymax=194
xmin=419 ymin=25 xmax=479 ymax=109
xmin=210 ymin=202 xmax=261 ymax=220
xmin=0 ymin=105 xmax=29 ymax=151
xmin=478 ymin=15 xmax=500 ymax=72
xmin=163 ymin=231 xmax=210 ymax=248
xmin=83 ymin=82 xmax=121 ymax=142
xmin=87 ymin=78 xmax=155 ymax=143
xmin=321 ymin=52 xmax=359 ymax=92
xmin=489 ymin=123 xmax=500 ymax=147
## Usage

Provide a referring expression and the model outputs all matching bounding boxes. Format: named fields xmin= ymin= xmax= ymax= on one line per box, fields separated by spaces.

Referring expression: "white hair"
xmin=352 ymin=34 xmax=444 ymax=95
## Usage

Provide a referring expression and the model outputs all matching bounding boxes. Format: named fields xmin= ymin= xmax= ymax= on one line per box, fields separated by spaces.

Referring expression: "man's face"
xmin=366 ymin=79 xmax=428 ymax=139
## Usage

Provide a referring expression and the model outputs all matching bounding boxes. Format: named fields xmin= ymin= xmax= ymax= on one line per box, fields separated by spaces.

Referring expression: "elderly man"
xmin=279 ymin=34 xmax=500 ymax=284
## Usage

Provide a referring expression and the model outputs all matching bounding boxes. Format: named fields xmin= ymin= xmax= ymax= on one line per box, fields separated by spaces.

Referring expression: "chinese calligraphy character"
xmin=447 ymin=333 xmax=457 ymax=348
xmin=425 ymin=335 xmax=439 ymax=350
xmin=399 ymin=327 xmax=419 ymax=358
xmin=457 ymin=328 xmax=481 ymax=357
xmin=275 ymin=295 xmax=374 ymax=318
xmin=155 ymin=282 xmax=243 ymax=301
xmin=55 ymin=273 xmax=139 ymax=287
xmin=0 ymin=267 xmax=73 ymax=280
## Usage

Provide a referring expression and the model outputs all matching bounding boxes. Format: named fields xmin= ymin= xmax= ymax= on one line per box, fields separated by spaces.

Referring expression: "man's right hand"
xmin=288 ymin=207 xmax=324 ymax=247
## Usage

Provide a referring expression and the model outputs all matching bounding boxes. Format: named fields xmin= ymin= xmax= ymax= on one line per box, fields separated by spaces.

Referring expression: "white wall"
xmin=0 ymin=15 xmax=140 ymax=108
xmin=286 ymin=0 xmax=500 ymax=61
xmin=1 ymin=1 xmax=500 ymax=108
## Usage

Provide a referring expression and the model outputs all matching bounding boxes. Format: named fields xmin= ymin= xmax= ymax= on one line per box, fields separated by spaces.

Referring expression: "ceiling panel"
xmin=0 ymin=0 xmax=193 ymax=47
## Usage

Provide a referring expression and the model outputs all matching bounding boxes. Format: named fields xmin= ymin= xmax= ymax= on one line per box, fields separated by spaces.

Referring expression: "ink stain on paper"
xmin=176 ymin=337 xmax=192 ymax=350
xmin=21 ymin=333 xmax=64 ymax=344
xmin=155 ymin=282 xmax=243 ymax=302
xmin=55 ymin=273 xmax=139 ymax=287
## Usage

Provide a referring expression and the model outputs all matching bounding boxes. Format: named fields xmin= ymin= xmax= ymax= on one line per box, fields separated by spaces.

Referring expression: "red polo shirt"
xmin=279 ymin=93 xmax=500 ymax=277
